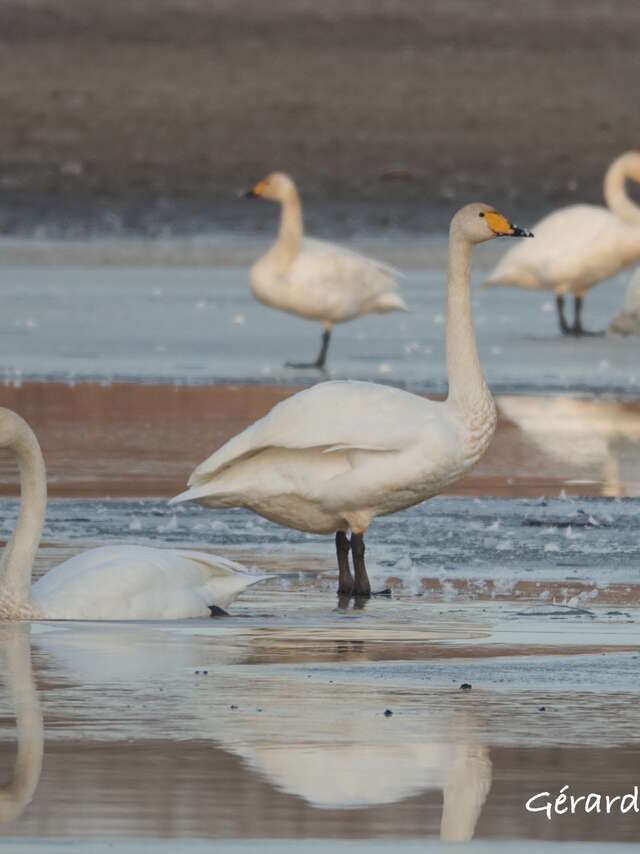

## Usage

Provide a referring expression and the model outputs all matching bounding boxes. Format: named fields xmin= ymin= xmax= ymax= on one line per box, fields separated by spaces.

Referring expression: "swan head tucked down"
xmin=451 ymin=203 xmax=533 ymax=244
xmin=246 ymin=172 xmax=298 ymax=204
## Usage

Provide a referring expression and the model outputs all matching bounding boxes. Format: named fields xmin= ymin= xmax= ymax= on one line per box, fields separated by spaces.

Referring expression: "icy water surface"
xmin=1 ymin=260 xmax=638 ymax=394
xmin=1 ymin=496 xmax=636 ymax=593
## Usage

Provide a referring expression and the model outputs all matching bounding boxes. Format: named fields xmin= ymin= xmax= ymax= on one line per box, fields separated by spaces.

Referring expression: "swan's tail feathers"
xmin=169 ymin=483 xmax=213 ymax=506
xmin=203 ymin=563 xmax=274 ymax=611
xmin=185 ymin=550 xmax=275 ymax=587
xmin=372 ymin=291 xmax=409 ymax=313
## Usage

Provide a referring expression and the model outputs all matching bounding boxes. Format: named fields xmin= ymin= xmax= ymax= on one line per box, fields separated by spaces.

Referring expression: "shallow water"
xmin=1 ymin=604 xmax=639 ymax=847
xmin=1 ymin=243 xmax=640 ymax=850
xmin=1 ymin=494 xmax=640 ymax=848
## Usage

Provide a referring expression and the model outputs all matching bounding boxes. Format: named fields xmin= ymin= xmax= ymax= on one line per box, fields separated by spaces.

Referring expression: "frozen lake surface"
xmin=1 ymin=251 xmax=638 ymax=394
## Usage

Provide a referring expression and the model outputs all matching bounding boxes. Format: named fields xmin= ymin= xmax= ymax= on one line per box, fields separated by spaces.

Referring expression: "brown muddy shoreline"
xmin=1 ymin=382 xmax=640 ymax=498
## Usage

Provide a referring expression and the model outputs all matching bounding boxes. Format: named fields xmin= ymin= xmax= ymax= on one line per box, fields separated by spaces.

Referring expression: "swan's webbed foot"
xmin=351 ymin=533 xmax=371 ymax=598
xmin=286 ymin=329 xmax=331 ymax=370
xmin=336 ymin=531 xmax=354 ymax=596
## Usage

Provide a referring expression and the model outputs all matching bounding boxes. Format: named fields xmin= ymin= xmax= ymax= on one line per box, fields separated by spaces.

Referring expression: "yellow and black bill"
xmin=244 ymin=179 xmax=268 ymax=199
xmin=484 ymin=210 xmax=534 ymax=238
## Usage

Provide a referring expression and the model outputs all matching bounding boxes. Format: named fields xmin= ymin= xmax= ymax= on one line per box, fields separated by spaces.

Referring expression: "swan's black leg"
xmin=573 ymin=295 xmax=604 ymax=336
xmin=351 ymin=532 xmax=371 ymax=598
xmin=556 ymin=295 xmax=571 ymax=335
xmin=316 ymin=328 xmax=331 ymax=368
xmin=286 ymin=329 xmax=331 ymax=370
xmin=336 ymin=531 xmax=354 ymax=597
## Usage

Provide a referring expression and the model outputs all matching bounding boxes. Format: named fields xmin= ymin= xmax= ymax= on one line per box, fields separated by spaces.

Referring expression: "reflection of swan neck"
xmin=446 ymin=226 xmax=493 ymax=419
xmin=440 ymin=744 xmax=492 ymax=842
xmin=0 ymin=413 xmax=47 ymax=609
xmin=0 ymin=626 xmax=43 ymax=827
xmin=274 ymin=187 xmax=303 ymax=269
xmin=603 ymin=152 xmax=640 ymax=225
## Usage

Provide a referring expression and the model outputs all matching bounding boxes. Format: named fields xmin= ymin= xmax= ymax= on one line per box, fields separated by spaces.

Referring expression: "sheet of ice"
xmin=0 ymin=262 xmax=637 ymax=394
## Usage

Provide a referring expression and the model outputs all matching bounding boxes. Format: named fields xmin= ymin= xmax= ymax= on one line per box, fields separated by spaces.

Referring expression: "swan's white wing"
xmin=32 ymin=545 xmax=268 ymax=620
xmin=177 ymin=381 xmax=435 ymax=493
xmin=302 ymin=238 xmax=403 ymax=280
xmin=288 ymin=239 xmax=407 ymax=315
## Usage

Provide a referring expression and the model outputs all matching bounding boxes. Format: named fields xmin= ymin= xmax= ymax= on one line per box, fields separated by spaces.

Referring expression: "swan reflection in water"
xmin=0 ymin=625 xmax=492 ymax=841
xmin=0 ymin=624 xmax=42 ymax=829
xmin=212 ymin=691 xmax=492 ymax=842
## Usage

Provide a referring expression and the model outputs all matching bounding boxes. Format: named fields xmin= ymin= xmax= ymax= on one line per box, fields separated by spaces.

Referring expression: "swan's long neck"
xmin=603 ymin=153 xmax=640 ymax=225
xmin=0 ymin=423 xmax=47 ymax=606
xmin=273 ymin=188 xmax=303 ymax=271
xmin=0 ymin=626 xmax=43 ymax=827
xmin=445 ymin=227 xmax=493 ymax=421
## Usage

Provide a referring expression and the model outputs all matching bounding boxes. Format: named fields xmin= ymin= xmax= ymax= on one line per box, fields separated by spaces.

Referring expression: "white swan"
xmin=486 ymin=151 xmax=640 ymax=335
xmin=0 ymin=625 xmax=42 ymax=829
xmin=246 ymin=172 xmax=408 ymax=368
xmin=172 ymin=204 xmax=532 ymax=596
xmin=0 ymin=408 xmax=268 ymax=620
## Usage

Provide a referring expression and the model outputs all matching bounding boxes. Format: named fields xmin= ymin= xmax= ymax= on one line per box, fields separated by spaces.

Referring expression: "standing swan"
xmin=0 ymin=409 xmax=268 ymax=620
xmin=172 ymin=204 xmax=532 ymax=597
xmin=486 ymin=151 xmax=640 ymax=335
xmin=246 ymin=172 xmax=407 ymax=369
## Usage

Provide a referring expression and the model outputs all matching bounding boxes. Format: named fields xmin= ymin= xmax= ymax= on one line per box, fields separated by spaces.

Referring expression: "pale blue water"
xmin=0 ymin=262 xmax=637 ymax=394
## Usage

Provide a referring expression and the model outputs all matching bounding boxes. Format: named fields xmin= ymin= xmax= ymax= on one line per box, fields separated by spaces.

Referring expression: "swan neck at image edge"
xmin=445 ymin=228 xmax=492 ymax=418
xmin=603 ymin=153 xmax=640 ymax=225
xmin=0 ymin=427 xmax=47 ymax=606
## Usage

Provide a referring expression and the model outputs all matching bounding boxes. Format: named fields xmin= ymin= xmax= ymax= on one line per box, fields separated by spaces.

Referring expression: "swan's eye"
xmin=479 ymin=212 xmax=485 ymax=218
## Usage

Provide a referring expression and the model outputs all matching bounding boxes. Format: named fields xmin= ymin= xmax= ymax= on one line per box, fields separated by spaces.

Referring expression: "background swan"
xmin=485 ymin=151 xmax=640 ymax=335
xmin=0 ymin=408 xmax=268 ymax=620
xmin=246 ymin=172 xmax=407 ymax=369
xmin=172 ymin=204 xmax=532 ymax=596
